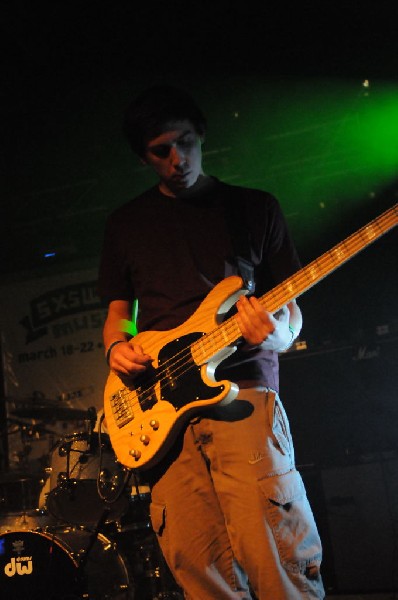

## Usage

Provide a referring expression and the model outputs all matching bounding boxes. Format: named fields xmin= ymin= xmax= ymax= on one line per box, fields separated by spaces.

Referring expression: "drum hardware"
xmin=0 ymin=507 xmax=55 ymax=534
xmin=97 ymin=419 xmax=133 ymax=505
xmin=113 ymin=526 xmax=183 ymax=600
xmin=107 ymin=473 xmax=183 ymax=600
xmin=0 ymin=507 xmax=180 ymax=599
xmin=45 ymin=431 xmax=130 ymax=527
xmin=53 ymin=525 xmax=134 ymax=599
xmin=0 ymin=471 xmax=44 ymax=514
xmin=7 ymin=392 xmax=94 ymax=424
xmin=11 ymin=404 xmax=93 ymax=422
xmin=0 ymin=412 xmax=180 ymax=598
xmin=0 ymin=476 xmax=182 ymax=599
xmin=5 ymin=410 xmax=85 ymax=476
xmin=117 ymin=477 xmax=152 ymax=534
xmin=87 ymin=405 xmax=98 ymax=435
xmin=4 ymin=394 xmax=59 ymax=408
xmin=73 ymin=505 xmax=112 ymax=571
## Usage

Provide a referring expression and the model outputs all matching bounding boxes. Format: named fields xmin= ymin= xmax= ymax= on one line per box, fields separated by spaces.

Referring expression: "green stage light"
xmin=203 ymin=78 xmax=398 ymax=244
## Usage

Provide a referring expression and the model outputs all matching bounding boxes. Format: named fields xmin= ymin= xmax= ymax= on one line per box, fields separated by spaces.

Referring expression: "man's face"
xmin=143 ymin=120 xmax=204 ymax=197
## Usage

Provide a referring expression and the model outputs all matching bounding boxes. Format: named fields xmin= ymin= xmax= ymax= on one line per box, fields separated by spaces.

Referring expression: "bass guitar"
xmin=104 ymin=204 xmax=397 ymax=470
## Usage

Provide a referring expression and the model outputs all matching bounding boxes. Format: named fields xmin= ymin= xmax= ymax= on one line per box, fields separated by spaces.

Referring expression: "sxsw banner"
xmin=0 ymin=268 xmax=109 ymax=417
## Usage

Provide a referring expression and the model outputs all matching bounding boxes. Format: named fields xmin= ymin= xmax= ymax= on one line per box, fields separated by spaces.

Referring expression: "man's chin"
xmin=170 ymin=175 xmax=196 ymax=193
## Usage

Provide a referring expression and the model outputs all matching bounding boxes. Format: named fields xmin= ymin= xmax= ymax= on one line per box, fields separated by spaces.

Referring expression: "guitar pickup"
xmin=111 ymin=388 xmax=134 ymax=428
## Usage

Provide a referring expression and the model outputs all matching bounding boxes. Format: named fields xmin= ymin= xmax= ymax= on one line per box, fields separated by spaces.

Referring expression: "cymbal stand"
xmin=76 ymin=506 xmax=112 ymax=571
xmin=148 ymin=538 xmax=184 ymax=600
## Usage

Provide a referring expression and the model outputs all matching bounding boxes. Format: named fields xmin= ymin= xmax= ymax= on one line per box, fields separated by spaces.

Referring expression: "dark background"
xmin=2 ymin=0 xmax=397 ymax=442
xmin=2 ymin=1 xmax=397 ymax=341
xmin=1 ymin=2 xmax=398 ymax=593
xmin=1 ymin=7 xmax=397 ymax=396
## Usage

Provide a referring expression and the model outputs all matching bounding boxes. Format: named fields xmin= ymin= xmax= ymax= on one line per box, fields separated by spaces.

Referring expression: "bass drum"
xmin=52 ymin=526 xmax=134 ymax=599
xmin=0 ymin=529 xmax=80 ymax=600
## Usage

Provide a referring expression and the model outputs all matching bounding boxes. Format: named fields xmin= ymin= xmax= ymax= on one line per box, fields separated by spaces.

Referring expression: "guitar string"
xmin=114 ymin=207 xmax=397 ymax=417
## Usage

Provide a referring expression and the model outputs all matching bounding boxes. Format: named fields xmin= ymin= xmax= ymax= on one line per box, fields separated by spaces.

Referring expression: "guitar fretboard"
xmin=193 ymin=203 xmax=397 ymax=364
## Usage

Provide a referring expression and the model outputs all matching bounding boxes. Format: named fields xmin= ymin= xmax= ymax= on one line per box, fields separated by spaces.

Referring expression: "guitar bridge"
xmin=111 ymin=388 xmax=134 ymax=428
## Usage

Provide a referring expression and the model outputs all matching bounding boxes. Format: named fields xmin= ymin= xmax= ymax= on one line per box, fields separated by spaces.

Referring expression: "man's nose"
xmin=170 ymin=145 xmax=185 ymax=166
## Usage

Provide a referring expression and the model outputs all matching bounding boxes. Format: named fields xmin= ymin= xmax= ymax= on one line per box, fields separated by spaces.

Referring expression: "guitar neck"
xmin=193 ymin=203 xmax=397 ymax=363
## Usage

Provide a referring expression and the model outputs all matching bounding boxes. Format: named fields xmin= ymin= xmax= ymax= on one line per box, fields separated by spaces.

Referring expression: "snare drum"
xmin=45 ymin=432 xmax=129 ymax=527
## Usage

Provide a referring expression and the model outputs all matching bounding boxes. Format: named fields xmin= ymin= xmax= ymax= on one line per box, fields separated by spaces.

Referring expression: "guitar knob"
xmin=149 ymin=419 xmax=159 ymax=430
xmin=140 ymin=434 xmax=150 ymax=446
xmin=129 ymin=449 xmax=141 ymax=460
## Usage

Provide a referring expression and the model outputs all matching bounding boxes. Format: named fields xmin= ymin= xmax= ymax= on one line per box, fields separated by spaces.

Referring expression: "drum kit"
xmin=0 ymin=396 xmax=182 ymax=600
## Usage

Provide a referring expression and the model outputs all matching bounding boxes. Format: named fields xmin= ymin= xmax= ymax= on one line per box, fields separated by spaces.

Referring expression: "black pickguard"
xmin=134 ymin=332 xmax=224 ymax=412
xmin=159 ymin=332 xmax=224 ymax=409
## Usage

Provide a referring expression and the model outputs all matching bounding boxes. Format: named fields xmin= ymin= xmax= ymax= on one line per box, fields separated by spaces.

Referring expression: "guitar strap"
xmin=225 ymin=187 xmax=256 ymax=294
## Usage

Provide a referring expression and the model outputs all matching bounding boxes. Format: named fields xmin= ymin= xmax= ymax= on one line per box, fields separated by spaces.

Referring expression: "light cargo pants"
xmin=148 ymin=388 xmax=325 ymax=599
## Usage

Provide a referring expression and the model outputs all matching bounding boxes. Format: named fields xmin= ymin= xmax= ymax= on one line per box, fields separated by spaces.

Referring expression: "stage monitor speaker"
xmin=321 ymin=458 xmax=398 ymax=593
xmin=280 ymin=336 xmax=398 ymax=468
xmin=284 ymin=337 xmax=398 ymax=593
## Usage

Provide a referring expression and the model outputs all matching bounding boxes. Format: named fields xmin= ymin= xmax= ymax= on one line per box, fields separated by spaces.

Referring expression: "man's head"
xmin=123 ymin=86 xmax=208 ymax=197
xmin=123 ymin=85 xmax=207 ymax=159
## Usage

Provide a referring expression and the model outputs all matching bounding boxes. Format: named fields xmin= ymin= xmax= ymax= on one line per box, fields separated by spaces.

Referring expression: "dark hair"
xmin=123 ymin=85 xmax=207 ymax=158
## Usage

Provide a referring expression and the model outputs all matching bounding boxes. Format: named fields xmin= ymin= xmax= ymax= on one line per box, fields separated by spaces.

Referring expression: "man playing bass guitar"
xmin=98 ymin=85 xmax=324 ymax=599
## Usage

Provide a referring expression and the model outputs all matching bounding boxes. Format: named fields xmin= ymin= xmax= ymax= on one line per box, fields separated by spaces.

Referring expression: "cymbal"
xmin=6 ymin=416 xmax=59 ymax=436
xmin=0 ymin=470 xmax=42 ymax=484
xmin=11 ymin=406 xmax=91 ymax=421
xmin=4 ymin=396 xmax=58 ymax=407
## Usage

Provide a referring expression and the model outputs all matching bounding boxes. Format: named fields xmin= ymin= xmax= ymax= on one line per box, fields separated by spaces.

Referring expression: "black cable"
xmin=96 ymin=412 xmax=133 ymax=504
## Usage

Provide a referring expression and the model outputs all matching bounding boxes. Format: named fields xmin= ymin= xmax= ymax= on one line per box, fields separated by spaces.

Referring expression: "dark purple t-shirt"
xmin=98 ymin=178 xmax=301 ymax=391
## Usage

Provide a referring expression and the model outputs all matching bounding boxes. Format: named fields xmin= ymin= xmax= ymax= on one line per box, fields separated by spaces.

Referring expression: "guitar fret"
xmin=221 ymin=326 xmax=230 ymax=344
xmin=364 ymin=224 xmax=377 ymax=240
xmin=332 ymin=245 xmax=346 ymax=262
xmin=192 ymin=320 xmax=239 ymax=364
xmin=283 ymin=280 xmax=296 ymax=296
xmin=306 ymin=265 xmax=319 ymax=281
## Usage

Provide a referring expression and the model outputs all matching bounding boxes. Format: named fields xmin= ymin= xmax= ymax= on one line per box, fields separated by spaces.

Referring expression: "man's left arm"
xmin=236 ymin=296 xmax=302 ymax=352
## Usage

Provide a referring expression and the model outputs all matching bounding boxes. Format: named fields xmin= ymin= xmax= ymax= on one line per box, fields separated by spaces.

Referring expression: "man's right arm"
xmin=104 ymin=300 xmax=152 ymax=376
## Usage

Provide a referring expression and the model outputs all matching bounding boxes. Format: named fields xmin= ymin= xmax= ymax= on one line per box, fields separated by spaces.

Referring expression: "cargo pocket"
xmin=259 ymin=469 xmax=322 ymax=576
xmin=268 ymin=390 xmax=295 ymax=464
xmin=150 ymin=501 xmax=166 ymax=537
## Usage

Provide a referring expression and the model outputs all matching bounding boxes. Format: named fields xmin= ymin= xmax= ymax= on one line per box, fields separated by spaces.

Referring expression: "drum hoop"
xmin=45 ymin=526 xmax=133 ymax=589
xmin=0 ymin=528 xmax=79 ymax=567
xmin=57 ymin=431 xmax=89 ymax=445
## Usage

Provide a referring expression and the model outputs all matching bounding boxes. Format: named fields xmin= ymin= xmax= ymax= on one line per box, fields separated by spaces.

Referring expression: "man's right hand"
xmin=108 ymin=340 xmax=153 ymax=377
